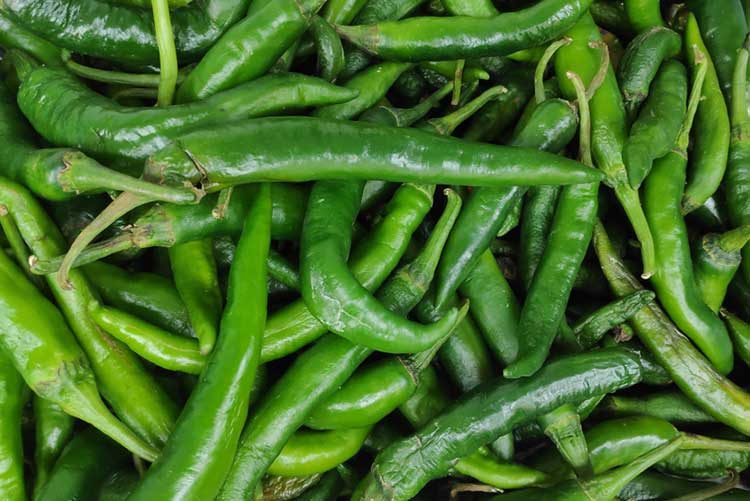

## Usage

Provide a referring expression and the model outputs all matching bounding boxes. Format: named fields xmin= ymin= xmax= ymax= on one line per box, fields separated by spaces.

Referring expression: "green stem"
xmin=151 ymin=0 xmax=178 ymax=106
xmin=585 ymin=41 xmax=610 ymax=102
xmin=426 ymin=85 xmax=507 ymax=135
xmin=676 ymin=47 xmax=708 ymax=153
xmin=567 ymin=71 xmax=592 ymax=167
xmin=30 ymin=232 xmax=138 ymax=275
xmin=667 ymin=470 xmax=739 ymax=501
xmin=681 ymin=432 xmax=750 ymax=452
xmin=731 ymin=34 xmax=750 ymax=129
xmin=63 ymin=51 xmax=168 ymax=88
xmin=535 ymin=38 xmax=571 ymax=104
xmin=452 ymin=59 xmax=465 ymax=105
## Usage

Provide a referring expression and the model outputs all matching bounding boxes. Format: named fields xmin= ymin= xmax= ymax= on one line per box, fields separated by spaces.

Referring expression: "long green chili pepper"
xmin=643 ymin=49 xmax=734 ymax=375
xmin=693 ymin=225 xmax=750 ymax=313
xmin=15 ymin=63 xmax=359 ymax=166
xmin=593 ymin=220 xmax=750 ymax=436
xmin=175 ymin=0 xmax=327 ymax=102
xmin=519 ymin=184 xmax=561 ymax=290
xmin=570 ymin=291 xmax=656 ymax=350
xmin=623 ymin=0 xmax=663 ymax=32
xmin=599 ymin=391 xmax=716 ymax=424
xmin=0 ymin=352 xmax=25 ymax=501
xmin=129 ymin=183 xmax=270 ymax=500
xmin=37 ymin=428 xmax=131 ymax=501
xmin=617 ymin=27 xmax=682 ymax=118
xmin=0 ymin=248 xmax=158 ymax=460
xmin=623 ymin=59 xmax=688 ymax=188
xmin=355 ymin=347 xmax=647 ymax=500
xmin=2 ymin=0 xmax=249 ymax=65
xmin=33 ymin=397 xmax=75 ymax=498
xmin=555 ymin=12 xmax=656 ymax=279
xmin=218 ymin=190 xmax=462 ymax=499
xmin=0 ymin=179 xmax=178 ymax=450
xmin=338 ymin=0 xmax=593 ymax=61
xmin=682 ymin=13 xmax=731 ymax=214
xmin=169 ymin=239 xmax=222 ymax=354
xmin=721 ymin=309 xmax=750 ymax=367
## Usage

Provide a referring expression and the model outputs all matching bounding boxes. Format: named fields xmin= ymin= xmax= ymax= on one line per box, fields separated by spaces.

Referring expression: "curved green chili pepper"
xmin=519 ymin=185 xmax=560 ymax=290
xmin=571 ymin=291 xmax=656 ymax=350
xmin=722 ymin=309 xmax=750 ymax=367
xmin=129 ymin=183 xmax=270 ymax=501
xmin=310 ymin=16 xmax=345 ymax=82
xmin=0 ymin=10 xmax=61 ymax=67
xmin=643 ymin=51 xmax=734 ymax=375
xmin=593 ymin=220 xmax=750 ymax=436
xmin=623 ymin=59 xmax=688 ymax=188
xmin=356 ymin=348 xmax=646 ymax=500
xmin=268 ymin=427 xmax=371 ymax=477
xmin=0 ymin=352 xmax=25 ymax=501
xmin=16 ymin=65 xmax=358 ymax=166
xmin=338 ymin=0 xmax=593 ymax=61
xmin=169 ymin=239 xmax=222 ymax=354
xmin=2 ymin=0 xmax=249 ymax=65
xmin=623 ymin=0 xmax=663 ymax=32
xmin=33 ymin=397 xmax=74 ymax=498
xmin=682 ymin=13 xmax=731 ymax=214
xmin=599 ymin=391 xmax=716 ymax=424
xmin=617 ymin=26 xmax=682 ymax=117
xmin=694 ymin=225 xmax=750 ymax=313
xmin=0 ymin=248 xmax=158 ymax=460
xmin=37 ymin=428 xmax=130 ymax=501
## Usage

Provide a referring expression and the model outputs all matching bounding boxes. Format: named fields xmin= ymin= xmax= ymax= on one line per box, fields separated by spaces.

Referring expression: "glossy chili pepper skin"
xmin=175 ymin=0 xmax=327 ymax=102
xmin=682 ymin=13 xmax=731 ymax=214
xmin=2 ymin=0 xmax=249 ymax=65
xmin=722 ymin=309 xmax=750 ymax=367
xmin=338 ymin=0 xmax=593 ymax=61
xmin=310 ymin=16 xmax=345 ymax=82
xmin=618 ymin=27 xmax=682 ymax=117
xmin=268 ymin=427 xmax=371 ymax=476
xmin=623 ymin=60 xmax=688 ymax=188
xmin=357 ymin=348 xmax=646 ymax=500
xmin=0 ymin=10 xmax=60 ymax=67
xmin=33 ymin=397 xmax=75 ymax=498
xmin=694 ymin=226 xmax=750 ymax=313
xmin=519 ymin=185 xmax=560 ymax=290
xmin=593 ymin=221 xmax=750 ymax=436
xmin=600 ymin=391 xmax=716 ymax=424
xmin=623 ymin=0 xmax=663 ymax=32
xmin=17 ymin=68 xmax=358 ymax=166
xmin=129 ymin=184 xmax=270 ymax=501
xmin=37 ymin=428 xmax=130 ymax=501
xmin=0 ymin=352 xmax=25 ymax=501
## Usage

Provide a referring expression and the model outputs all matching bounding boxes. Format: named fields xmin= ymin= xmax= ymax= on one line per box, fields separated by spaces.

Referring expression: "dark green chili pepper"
xmin=15 ymin=65 xmax=358 ymax=166
xmin=169 ymin=239 xmax=222 ymax=354
xmin=310 ymin=16 xmax=345 ymax=82
xmin=355 ymin=347 xmax=646 ymax=500
xmin=682 ymin=13 xmax=731 ymax=214
xmin=37 ymin=428 xmax=130 ymax=501
xmin=618 ymin=470 xmax=746 ymax=501
xmin=519 ymin=185 xmax=560 ymax=290
xmin=571 ymin=291 xmax=656 ymax=350
xmin=266 ymin=249 xmax=300 ymax=291
xmin=294 ymin=469 xmax=347 ymax=501
xmin=686 ymin=0 xmax=748 ymax=100
xmin=593 ymin=220 xmax=750 ymax=436
xmin=88 ymin=302 xmax=205 ymax=374
xmin=175 ymin=0 xmax=327 ymax=102
xmin=599 ymin=391 xmax=716 ymax=424
xmin=0 ymin=10 xmax=61 ymax=67
xmin=643 ymin=51 xmax=734 ymax=375
xmin=33 ymin=397 xmax=74 ymax=498
xmin=623 ymin=59 xmax=688 ymax=188
xmin=322 ymin=0 xmax=367 ymax=24
xmin=0 ymin=352 xmax=25 ymax=501
xmin=693 ymin=225 xmax=750 ymax=313
xmin=617 ymin=26 xmax=682 ymax=117
xmin=96 ymin=470 xmax=139 ymax=501
xmin=623 ymin=0 xmax=663 ymax=32
xmin=337 ymin=0 xmax=593 ymax=61
xmin=267 ymin=427 xmax=371 ymax=476
xmin=218 ymin=189 xmax=459 ymax=499
xmin=721 ymin=309 xmax=750 ymax=367
xmin=2 ymin=0 xmax=249 ymax=65
xmin=129 ymin=183 xmax=270 ymax=500
xmin=590 ymin=0 xmax=633 ymax=40
xmin=0 ymin=248 xmax=158 ymax=460
xmin=555 ymin=12 xmax=657 ymax=279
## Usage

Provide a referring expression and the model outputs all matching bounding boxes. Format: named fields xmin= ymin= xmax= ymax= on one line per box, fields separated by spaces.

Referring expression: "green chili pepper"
xmin=169 ymin=239 xmax=222 ymax=354
xmin=310 ymin=16 xmax=345 ymax=82
xmin=37 ymin=428 xmax=131 ymax=501
xmin=617 ymin=26 xmax=682 ymax=118
xmin=129 ymin=183 xmax=270 ymax=500
xmin=258 ymin=474 xmax=324 ymax=501
xmin=593 ymin=220 xmax=750 ymax=436
xmin=15 ymin=65 xmax=358 ymax=166
xmin=519 ymin=184 xmax=560 ymax=290
xmin=618 ymin=470 xmax=746 ymax=501
xmin=599 ymin=391 xmax=716 ymax=424
xmin=96 ymin=469 xmax=139 ymax=501
xmin=721 ymin=309 xmax=750 ymax=367
xmin=682 ymin=13 xmax=731 ymax=214
xmin=623 ymin=0 xmax=663 ymax=32
xmin=643 ymin=50 xmax=734 ymax=375
xmin=590 ymin=0 xmax=633 ymax=39
xmin=0 ymin=248 xmax=158 ymax=459
xmin=693 ymin=225 xmax=750 ymax=313
xmin=569 ymin=291 xmax=656 ymax=350
xmin=268 ymin=427 xmax=371 ymax=477
xmin=355 ymin=347 xmax=646 ymax=500
xmin=0 ymin=179 xmax=178 ymax=451
xmin=0 ymin=352 xmax=25 ymax=501
xmin=338 ymin=0 xmax=593 ymax=61
xmin=441 ymin=0 xmax=498 ymax=16
xmin=218 ymin=189 xmax=462 ymax=499
xmin=358 ymin=82 xmax=453 ymax=126
xmin=2 ymin=0 xmax=248 ymax=65
xmin=293 ymin=469 xmax=346 ymax=501
xmin=623 ymin=59 xmax=688 ymax=188
xmin=0 ymin=10 xmax=61 ymax=67
xmin=33 ymin=397 xmax=75 ymax=498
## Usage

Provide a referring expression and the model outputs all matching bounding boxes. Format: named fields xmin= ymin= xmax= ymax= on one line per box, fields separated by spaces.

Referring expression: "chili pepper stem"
xmin=451 ymin=59 xmax=465 ymax=105
xmin=535 ymin=38 xmax=572 ymax=104
xmin=667 ymin=470 xmax=738 ymax=501
xmin=59 ymin=152 xmax=197 ymax=203
xmin=680 ymin=432 xmax=750 ymax=452
xmin=30 ymin=231 xmax=140 ymax=275
xmin=617 ymin=184 xmax=655 ymax=279
xmin=151 ymin=0 xmax=178 ymax=106
xmin=426 ymin=85 xmax=507 ymax=136
xmin=676 ymin=47 xmax=708 ymax=153
xmin=403 ymin=300 xmax=470 ymax=374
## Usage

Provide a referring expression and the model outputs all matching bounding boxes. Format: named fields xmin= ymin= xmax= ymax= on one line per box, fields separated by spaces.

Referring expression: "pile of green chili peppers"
xmin=1 ymin=0 xmax=750 ymax=499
